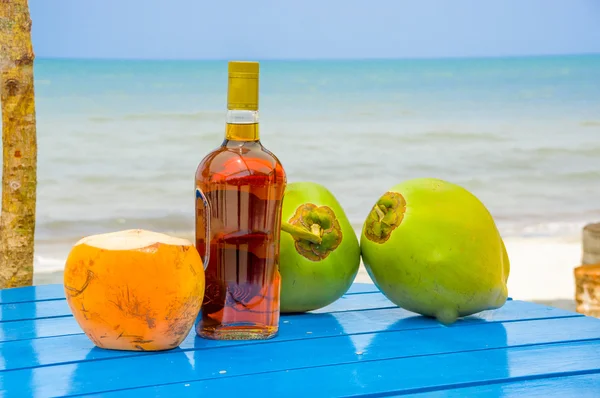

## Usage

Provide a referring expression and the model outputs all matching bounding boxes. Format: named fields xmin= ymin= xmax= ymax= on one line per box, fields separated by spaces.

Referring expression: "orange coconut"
xmin=63 ymin=229 xmax=205 ymax=351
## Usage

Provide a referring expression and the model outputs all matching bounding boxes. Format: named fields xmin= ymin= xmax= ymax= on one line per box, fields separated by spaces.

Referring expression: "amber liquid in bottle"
xmin=195 ymin=62 xmax=286 ymax=340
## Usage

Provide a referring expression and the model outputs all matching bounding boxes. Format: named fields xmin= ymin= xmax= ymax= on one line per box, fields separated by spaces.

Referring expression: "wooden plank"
xmin=0 ymin=300 xmax=583 ymax=371
xmin=0 ymin=282 xmax=510 ymax=303
xmin=3 ymin=314 xmax=599 ymax=396
xmin=0 ymin=284 xmax=65 ymax=304
xmin=0 ymin=301 xmax=71 ymax=322
xmin=0 ymin=293 xmax=580 ymax=343
xmin=0 ymin=282 xmax=377 ymax=305
xmin=0 ymin=317 xmax=81 ymax=343
xmin=311 ymin=291 xmax=396 ymax=313
xmin=403 ymin=372 xmax=600 ymax=397
xmin=77 ymin=340 xmax=600 ymax=398
xmin=0 ymin=291 xmax=397 ymax=324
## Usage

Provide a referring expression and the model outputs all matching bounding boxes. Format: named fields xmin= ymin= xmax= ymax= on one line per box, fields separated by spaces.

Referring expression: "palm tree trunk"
xmin=0 ymin=0 xmax=37 ymax=288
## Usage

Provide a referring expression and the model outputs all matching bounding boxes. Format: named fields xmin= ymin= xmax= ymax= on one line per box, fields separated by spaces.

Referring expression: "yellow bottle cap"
xmin=227 ymin=61 xmax=259 ymax=111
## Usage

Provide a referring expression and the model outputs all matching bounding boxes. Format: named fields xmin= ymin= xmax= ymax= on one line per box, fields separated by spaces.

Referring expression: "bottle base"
xmin=197 ymin=324 xmax=278 ymax=341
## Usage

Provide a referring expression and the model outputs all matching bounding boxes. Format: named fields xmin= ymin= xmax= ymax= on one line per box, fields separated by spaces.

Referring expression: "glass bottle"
xmin=195 ymin=61 xmax=287 ymax=340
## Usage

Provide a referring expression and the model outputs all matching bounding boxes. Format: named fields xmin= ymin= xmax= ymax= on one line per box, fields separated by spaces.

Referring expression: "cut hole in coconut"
xmin=75 ymin=229 xmax=193 ymax=251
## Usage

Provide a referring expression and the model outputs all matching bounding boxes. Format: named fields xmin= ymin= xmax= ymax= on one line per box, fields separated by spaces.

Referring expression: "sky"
xmin=29 ymin=0 xmax=600 ymax=60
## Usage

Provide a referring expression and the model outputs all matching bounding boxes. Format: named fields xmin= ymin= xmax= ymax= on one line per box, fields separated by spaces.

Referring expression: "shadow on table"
xmin=361 ymin=315 xmax=509 ymax=389
xmin=191 ymin=312 xmax=358 ymax=377
xmin=26 ymin=310 xmax=508 ymax=395
xmin=62 ymin=313 xmax=355 ymax=394
xmin=64 ymin=346 xmax=194 ymax=395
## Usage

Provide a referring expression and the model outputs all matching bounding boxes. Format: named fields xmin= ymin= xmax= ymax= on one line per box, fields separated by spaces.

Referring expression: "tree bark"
xmin=0 ymin=0 xmax=37 ymax=288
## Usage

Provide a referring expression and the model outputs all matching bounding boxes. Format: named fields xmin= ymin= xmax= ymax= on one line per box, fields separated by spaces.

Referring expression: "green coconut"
xmin=360 ymin=177 xmax=510 ymax=325
xmin=279 ymin=182 xmax=361 ymax=313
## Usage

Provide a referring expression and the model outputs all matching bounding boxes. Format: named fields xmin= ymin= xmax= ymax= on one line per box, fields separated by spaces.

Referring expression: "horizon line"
xmin=33 ymin=51 xmax=600 ymax=63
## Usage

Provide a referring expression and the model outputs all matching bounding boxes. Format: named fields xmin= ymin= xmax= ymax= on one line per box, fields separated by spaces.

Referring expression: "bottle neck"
xmin=225 ymin=110 xmax=259 ymax=142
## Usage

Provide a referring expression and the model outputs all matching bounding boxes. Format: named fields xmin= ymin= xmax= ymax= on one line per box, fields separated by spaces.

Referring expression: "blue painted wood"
xmin=0 ymin=300 xmax=583 ymax=371
xmin=0 ymin=317 xmax=81 ymax=343
xmin=312 ymin=291 xmax=396 ymax=313
xmin=0 ymin=294 xmax=578 ymax=343
xmin=0 ymin=300 xmax=71 ymax=322
xmin=0 ymin=282 xmax=596 ymax=397
xmin=404 ymin=372 xmax=600 ymax=397
xmin=3 ymin=313 xmax=599 ymax=395
xmin=0 ymin=283 xmax=377 ymax=305
xmin=0 ymin=290 xmax=395 ymax=324
xmin=79 ymin=340 xmax=600 ymax=398
xmin=0 ymin=284 xmax=65 ymax=304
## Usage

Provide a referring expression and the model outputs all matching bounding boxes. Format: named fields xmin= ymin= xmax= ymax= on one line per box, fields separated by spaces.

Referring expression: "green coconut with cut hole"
xmin=279 ymin=182 xmax=361 ymax=313
xmin=360 ymin=177 xmax=510 ymax=325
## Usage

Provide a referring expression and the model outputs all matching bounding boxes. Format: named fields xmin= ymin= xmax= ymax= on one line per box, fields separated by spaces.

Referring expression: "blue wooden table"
xmin=2 ymin=282 xmax=600 ymax=397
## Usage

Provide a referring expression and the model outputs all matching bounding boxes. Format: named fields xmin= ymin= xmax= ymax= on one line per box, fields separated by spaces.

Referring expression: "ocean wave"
xmin=349 ymin=217 xmax=594 ymax=240
xmin=89 ymin=110 xmax=223 ymax=123
xmin=34 ymin=224 xmax=195 ymax=273
xmin=496 ymin=170 xmax=600 ymax=182
xmin=403 ymin=131 xmax=507 ymax=143
xmin=36 ymin=214 xmax=194 ymax=243
xmin=347 ymin=130 xmax=506 ymax=145
xmin=497 ymin=220 xmax=591 ymax=239
xmin=31 ymin=217 xmax=595 ymax=275
xmin=522 ymin=146 xmax=600 ymax=157
xmin=581 ymin=121 xmax=600 ymax=127
xmin=35 ymin=255 xmax=67 ymax=273
xmin=557 ymin=170 xmax=600 ymax=180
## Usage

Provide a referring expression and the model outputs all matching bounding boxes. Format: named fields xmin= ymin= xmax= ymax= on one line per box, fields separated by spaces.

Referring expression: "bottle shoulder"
xmin=196 ymin=141 xmax=286 ymax=184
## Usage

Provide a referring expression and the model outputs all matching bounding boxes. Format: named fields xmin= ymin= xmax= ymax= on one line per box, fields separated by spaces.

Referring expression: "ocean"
xmin=28 ymin=54 xmax=600 ymax=275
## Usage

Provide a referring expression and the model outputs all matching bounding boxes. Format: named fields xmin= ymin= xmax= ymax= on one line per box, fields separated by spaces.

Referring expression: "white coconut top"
xmin=75 ymin=229 xmax=193 ymax=251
